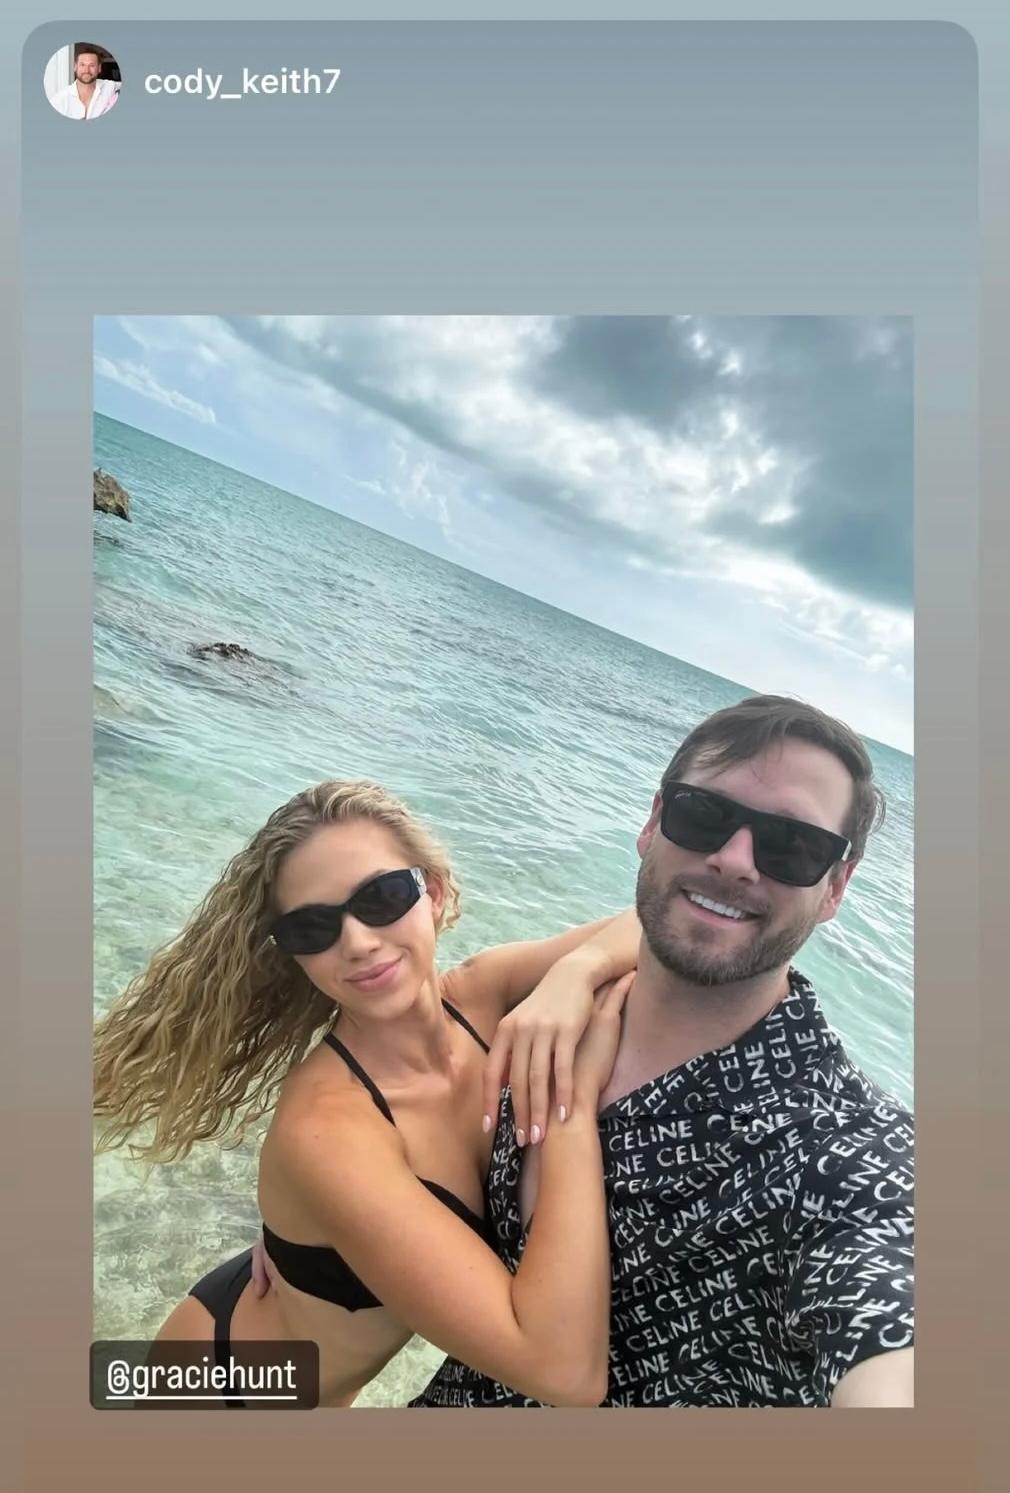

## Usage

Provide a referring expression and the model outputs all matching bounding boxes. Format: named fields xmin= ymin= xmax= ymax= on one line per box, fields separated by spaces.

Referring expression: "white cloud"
xmin=98 ymin=314 xmax=912 ymax=685
xmin=344 ymin=475 xmax=385 ymax=497
xmin=94 ymin=356 xmax=217 ymax=426
xmin=389 ymin=444 xmax=453 ymax=537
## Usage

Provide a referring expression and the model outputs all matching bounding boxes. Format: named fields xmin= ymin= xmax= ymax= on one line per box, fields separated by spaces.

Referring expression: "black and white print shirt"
xmin=413 ymin=969 xmax=914 ymax=1408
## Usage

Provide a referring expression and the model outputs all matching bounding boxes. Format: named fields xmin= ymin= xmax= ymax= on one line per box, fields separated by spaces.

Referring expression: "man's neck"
xmin=76 ymin=79 xmax=96 ymax=99
xmin=601 ymin=939 xmax=791 ymax=1108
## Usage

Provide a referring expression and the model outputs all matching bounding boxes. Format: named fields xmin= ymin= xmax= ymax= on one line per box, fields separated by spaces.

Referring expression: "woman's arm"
xmin=444 ymin=908 xmax=640 ymax=1027
xmin=450 ymin=908 xmax=641 ymax=1146
xmin=275 ymin=977 xmax=631 ymax=1407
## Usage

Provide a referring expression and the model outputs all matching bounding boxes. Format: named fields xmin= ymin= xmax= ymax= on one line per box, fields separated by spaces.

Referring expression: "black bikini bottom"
xmin=188 ymin=1247 xmax=254 ymax=1408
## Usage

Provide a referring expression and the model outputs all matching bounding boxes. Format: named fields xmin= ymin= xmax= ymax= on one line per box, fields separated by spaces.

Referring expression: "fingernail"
xmin=558 ymin=1105 xmax=567 ymax=1123
xmin=482 ymin=1114 xmax=491 ymax=1134
xmin=516 ymin=1128 xmax=526 ymax=1146
xmin=530 ymin=1125 xmax=541 ymax=1144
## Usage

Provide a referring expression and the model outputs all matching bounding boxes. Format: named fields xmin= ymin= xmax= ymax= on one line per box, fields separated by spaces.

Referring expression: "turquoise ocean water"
xmin=92 ymin=412 xmax=914 ymax=1404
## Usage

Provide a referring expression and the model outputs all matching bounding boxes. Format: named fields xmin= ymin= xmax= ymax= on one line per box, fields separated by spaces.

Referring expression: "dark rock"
xmin=188 ymin=642 xmax=257 ymax=662
xmin=94 ymin=468 xmax=132 ymax=520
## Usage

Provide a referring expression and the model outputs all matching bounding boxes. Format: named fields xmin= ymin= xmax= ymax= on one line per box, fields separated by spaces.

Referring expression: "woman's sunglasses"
xmin=660 ymin=783 xmax=851 ymax=888
xmin=270 ymin=867 xmax=427 ymax=956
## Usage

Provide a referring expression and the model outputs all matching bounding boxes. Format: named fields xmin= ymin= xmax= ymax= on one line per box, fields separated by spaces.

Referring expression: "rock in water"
xmin=94 ymin=468 xmax=132 ymax=521
xmin=188 ymin=642 xmax=256 ymax=662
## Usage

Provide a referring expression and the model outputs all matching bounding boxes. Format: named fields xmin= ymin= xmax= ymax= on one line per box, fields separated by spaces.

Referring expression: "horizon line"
xmin=93 ymin=406 xmax=913 ymax=760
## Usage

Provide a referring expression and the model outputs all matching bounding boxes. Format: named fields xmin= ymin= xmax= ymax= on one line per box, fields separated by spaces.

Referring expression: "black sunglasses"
xmin=270 ymin=867 xmax=427 ymax=956
xmin=660 ymin=782 xmax=851 ymax=888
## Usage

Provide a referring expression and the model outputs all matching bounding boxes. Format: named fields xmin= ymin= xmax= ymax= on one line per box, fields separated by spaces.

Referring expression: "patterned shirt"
xmin=412 ymin=969 xmax=914 ymax=1408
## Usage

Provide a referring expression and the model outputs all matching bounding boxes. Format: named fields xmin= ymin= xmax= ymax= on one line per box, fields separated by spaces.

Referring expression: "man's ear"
xmin=816 ymin=857 xmax=858 ymax=925
xmin=636 ymin=791 xmax=664 ymax=860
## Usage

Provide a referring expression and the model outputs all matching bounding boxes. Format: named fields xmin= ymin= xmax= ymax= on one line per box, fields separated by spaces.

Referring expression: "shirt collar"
xmin=601 ymin=968 xmax=842 ymax=1121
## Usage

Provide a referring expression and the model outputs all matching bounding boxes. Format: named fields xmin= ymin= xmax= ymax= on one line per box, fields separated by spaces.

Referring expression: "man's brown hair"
xmin=660 ymin=694 xmax=886 ymax=860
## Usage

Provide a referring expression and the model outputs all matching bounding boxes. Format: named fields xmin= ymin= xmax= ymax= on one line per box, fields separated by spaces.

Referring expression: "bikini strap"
xmin=322 ymin=1032 xmax=396 ymax=1125
xmin=323 ymin=1001 xmax=488 ymax=1115
xmin=441 ymin=998 xmax=490 ymax=1054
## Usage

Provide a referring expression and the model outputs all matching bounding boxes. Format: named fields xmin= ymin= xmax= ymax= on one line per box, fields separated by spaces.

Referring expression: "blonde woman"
xmin=94 ymin=780 xmax=637 ymax=1407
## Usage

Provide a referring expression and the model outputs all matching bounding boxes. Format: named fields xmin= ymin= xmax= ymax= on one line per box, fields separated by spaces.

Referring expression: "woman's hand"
xmin=482 ymin=959 xmax=635 ymax=1146
xmin=482 ymin=951 xmax=597 ymax=1147
xmin=571 ymin=973 xmax=634 ymax=1104
xmin=250 ymin=1230 xmax=276 ymax=1299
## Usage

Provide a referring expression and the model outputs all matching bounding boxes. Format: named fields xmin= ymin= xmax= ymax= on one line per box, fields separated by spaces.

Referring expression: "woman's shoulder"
xmin=438 ymin=954 xmax=501 ymax=1035
xmin=262 ymin=1087 xmax=405 ymax=1231
xmin=265 ymin=1043 xmax=402 ymax=1167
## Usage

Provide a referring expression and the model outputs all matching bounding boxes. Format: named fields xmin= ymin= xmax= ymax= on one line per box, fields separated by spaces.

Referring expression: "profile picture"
xmin=44 ymin=42 xmax=120 ymax=121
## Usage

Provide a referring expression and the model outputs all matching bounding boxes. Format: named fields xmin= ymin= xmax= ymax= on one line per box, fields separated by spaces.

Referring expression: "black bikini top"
xmin=262 ymin=1000 xmax=493 ymax=1313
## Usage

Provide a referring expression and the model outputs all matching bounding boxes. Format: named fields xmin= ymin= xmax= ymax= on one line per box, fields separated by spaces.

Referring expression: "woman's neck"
xmin=334 ymin=969 xmax=457 ymax=1082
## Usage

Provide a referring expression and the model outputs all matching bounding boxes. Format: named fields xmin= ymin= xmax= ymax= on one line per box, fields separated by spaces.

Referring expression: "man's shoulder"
xmin=787 ymin=1054 xmax=913 ymax=1157
xmin=738 ymin=1018 xmax=914 ymax=1200
xmin=779 ymin=1078 xmax=914 ymax=1236
xmin=737 ymin=1077 xmax=913 ymax=1203
xmin=785 ymin=971 xmax=912 ymax=1118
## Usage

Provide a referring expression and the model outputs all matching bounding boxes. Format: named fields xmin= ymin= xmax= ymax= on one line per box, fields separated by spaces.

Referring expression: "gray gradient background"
xmin=6 ymin=8 xmax=1005 ymax=1492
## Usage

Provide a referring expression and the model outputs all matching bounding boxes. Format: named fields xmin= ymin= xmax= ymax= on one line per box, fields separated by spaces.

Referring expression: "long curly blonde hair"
xmin=93 ymin=780 xmax=462 ymax=1163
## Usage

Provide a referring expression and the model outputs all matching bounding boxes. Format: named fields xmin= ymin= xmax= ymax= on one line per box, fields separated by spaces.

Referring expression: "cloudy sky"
xmin=94 ymin=315 xmax=913 ymax=752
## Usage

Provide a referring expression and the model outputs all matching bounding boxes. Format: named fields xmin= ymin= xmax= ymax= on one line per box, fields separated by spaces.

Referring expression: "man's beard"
xmin=635 ymin=856 xmax=823 ymax=988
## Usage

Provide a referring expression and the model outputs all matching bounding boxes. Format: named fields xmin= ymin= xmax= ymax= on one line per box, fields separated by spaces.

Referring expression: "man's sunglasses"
xmin=660 ymin=783 xmax=851 ymax=888
xmin=270 ymin=867 xmax=427 ymax=956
